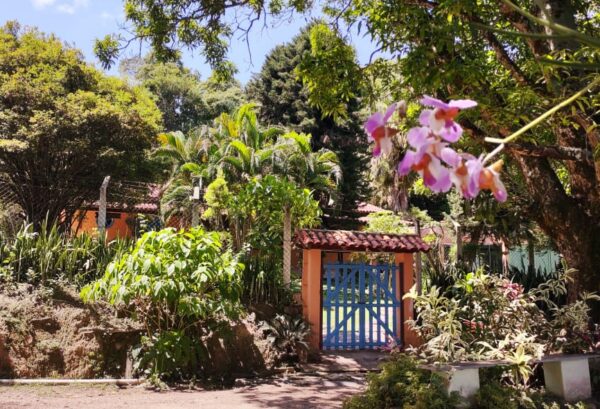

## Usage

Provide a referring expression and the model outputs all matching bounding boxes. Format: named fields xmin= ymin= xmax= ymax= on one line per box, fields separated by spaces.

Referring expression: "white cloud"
xmin=32 ymin=0 xmax=89 ymax=14
xmin=56 ymin=3 xmax=75 ymax=14
xmin=31 ymin=0 xmax=57 ymax=9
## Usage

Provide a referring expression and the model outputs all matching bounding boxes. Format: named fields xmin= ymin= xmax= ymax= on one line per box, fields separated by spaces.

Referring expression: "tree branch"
xmin=506 ymin=143 xmax=593 ymax=162
xmin=498 ymin=2 xmax=551 ymax=57
xmin=468 ymin=15 xmax=531 ymax=87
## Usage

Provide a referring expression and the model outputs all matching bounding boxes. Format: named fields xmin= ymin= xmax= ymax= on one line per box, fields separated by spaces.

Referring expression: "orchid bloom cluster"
xmin=365 ymin=96 xmax=507 ymax=202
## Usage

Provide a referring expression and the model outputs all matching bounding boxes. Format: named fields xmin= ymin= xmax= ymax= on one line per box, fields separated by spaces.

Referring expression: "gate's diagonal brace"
xmin=364 ymin=305 xmax=398 ymax=340
xmin=323 ymin=305 xmax=358 ymax=345
xmin=370 ymin=265 xmax=398 ymax=302
xmin=323 ymin=264 xmax=354 ymax=305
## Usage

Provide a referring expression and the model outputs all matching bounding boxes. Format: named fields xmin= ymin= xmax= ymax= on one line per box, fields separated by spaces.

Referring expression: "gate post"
xmin=302 ymin=249 xmax=322 ymax=350
xmin=395 ymin=253 xmax=421 ymax=347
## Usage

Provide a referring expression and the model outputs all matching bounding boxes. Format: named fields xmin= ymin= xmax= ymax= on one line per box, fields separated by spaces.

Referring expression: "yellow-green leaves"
xmin=81 ymin=227 xmax=243 ymax=322
xmin=295 ymin=23 xmax=363 ymax=121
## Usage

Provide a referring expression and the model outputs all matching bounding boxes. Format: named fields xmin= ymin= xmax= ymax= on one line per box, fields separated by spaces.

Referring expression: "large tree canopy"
xmin=0 ymin=22 xmax=162 ymax=228
xmin=246 ymin=23 xmax=370 ymax=208
xmin=104 ymin=0 xmax=600 ymax=301
xmin=323 ymin=0 xmax=600 ymax=300
xmin=121 ymin=56 xmax=245 ymax=132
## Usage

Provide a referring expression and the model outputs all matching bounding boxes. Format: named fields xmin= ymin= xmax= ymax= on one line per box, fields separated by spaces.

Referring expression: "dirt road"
xmin=0 ymin=373 xmax=366 ymax=409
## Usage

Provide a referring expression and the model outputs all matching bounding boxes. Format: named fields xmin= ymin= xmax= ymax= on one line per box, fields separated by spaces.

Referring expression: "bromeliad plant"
xmin=81 ymin=227 xmax=244 ymax=380
xmin=260 ymin=314 xmax=310 ymax=365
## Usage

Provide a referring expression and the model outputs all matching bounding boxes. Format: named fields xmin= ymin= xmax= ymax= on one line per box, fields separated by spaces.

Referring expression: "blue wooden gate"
xmin=322 ymin=262 xmax=402 ymax=350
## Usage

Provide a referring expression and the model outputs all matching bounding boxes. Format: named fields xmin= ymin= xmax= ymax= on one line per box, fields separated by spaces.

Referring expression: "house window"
xmin=95 ymin=212 xmax=121 ymax=228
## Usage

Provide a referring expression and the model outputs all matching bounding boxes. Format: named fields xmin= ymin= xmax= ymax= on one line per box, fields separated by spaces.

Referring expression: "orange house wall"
xmin=73 ymin=210 xmax=134 ymax=241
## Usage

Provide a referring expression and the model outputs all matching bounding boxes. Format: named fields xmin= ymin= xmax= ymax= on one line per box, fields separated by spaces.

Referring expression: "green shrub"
xmin=475 ymin=382 xmax=518 ymax=409
xmin=343 ymin=354 xmax=460 ymax=409
xmin=132 ymin=331 xmax=203 ymax=383
xmin=205 ymin=175 xmax=321 ymax=305
xmin=81 ymin=227 xmax=243 ymax=380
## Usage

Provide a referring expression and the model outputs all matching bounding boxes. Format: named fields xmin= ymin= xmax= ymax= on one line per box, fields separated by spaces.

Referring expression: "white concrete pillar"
xmin=543 ymin=358 xmax=592 ymax=402
xmin=434 ymin=367 xmax=480 ymax=399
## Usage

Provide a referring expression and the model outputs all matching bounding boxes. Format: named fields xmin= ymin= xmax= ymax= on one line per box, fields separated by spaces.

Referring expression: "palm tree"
xmin=154 ymin=128 xmax=224 ymax=226
xmin=156 ymin=104 xmax=342 ymax=288
xmin=273 ymin=132 xmax=342 ymax=287
xmin=216 ymin=104 xmax=284 ymax=181
xmin=274 ymin=131 xmax=342 ymax=202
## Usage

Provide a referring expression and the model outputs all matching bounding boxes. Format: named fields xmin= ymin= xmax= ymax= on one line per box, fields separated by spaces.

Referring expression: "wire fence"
xmin=0 ymin=177 xmax=163 ymax=236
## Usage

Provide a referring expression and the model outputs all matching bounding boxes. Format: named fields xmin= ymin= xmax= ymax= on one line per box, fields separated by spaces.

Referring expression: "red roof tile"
xmin=83 ymin=183 xmax=161 ymax=214
xmin=356 ymin=202 xmax=386 ymax=214
xmin=294 ymin=229 xmax=430 ymax=253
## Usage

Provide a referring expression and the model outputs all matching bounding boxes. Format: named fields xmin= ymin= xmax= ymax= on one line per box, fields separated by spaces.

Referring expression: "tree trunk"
xmin=414 ymin=219 xmax=422 ymax=295
xmin=526 ymin=231 xmax=535 ymax=276
xmin=283 ymin=205 xmax=292 ymax=288
xmin=513 ymin=154 xmax=600 ymax=308
xmin=455 ymin=223 xmax=463 ymax=262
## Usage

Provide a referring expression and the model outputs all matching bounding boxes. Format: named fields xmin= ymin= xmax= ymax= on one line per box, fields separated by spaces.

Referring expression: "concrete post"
xmin=543 ymin=357 xmax=592 ymax=401
xmin=439 ymin=367 xmax=480 ymax=400
xmin=97 ymin=176 xmax=110 ymax=238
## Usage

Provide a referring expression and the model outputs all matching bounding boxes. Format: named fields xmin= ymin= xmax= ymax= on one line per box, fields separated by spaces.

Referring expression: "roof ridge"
xmin=294 ymin=229 xmax=430 ymax=253
xmin=297 ymin=228 xmax=421 ymax=236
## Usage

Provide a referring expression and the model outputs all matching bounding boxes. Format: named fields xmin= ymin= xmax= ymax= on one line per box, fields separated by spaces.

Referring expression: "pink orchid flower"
xmin=398 ymin=127 xmax=452 ymax=193
xmin=478 ymin=160 xmax=508 ymax=202
xmin=464 ymin=157 xmax=508 ymax=202
xmin=367 ymin=95 xmax=507 ymax=202
xmin=419 ymin=96 xmax=477 ymax=142
xmin=364 ymin=102 xmax=398 ymax=156
xmin=440 ymin=149 xmax=507 ymax=202
xmin=440 ymin=148 xmax=479 ymax=198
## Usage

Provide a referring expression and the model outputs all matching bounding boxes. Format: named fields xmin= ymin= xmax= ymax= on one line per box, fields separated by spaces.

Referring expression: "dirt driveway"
xmin=0 ymin=373 xmax=366 ymax=409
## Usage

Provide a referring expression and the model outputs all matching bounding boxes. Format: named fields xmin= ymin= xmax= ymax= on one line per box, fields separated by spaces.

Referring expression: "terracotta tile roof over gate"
xmin=294 ymin=229 xmax=430 ymax=253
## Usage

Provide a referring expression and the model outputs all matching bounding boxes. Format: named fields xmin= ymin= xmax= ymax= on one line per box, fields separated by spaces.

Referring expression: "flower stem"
xmin=482 ymin=143 xmax=505 ymax=165
xmin=485 ymin=76 xmax=600 ymax=146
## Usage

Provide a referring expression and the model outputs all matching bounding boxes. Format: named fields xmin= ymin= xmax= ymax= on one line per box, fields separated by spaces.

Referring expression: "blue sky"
xmin=2 ymin=0 xmax=383 ymax=84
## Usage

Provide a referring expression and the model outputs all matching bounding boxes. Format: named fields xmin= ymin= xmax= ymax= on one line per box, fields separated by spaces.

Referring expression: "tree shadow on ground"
xmin=235 ymin=374 xmax=365 ymax=409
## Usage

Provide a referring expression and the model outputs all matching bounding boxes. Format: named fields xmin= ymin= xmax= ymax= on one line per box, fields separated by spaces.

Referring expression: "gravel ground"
xmin=0 ymin=373 xmax=367 ymax=409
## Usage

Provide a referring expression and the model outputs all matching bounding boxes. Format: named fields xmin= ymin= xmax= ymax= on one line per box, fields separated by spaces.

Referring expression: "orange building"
xmin=72 ymin=199 xmax=161 ymax=241
xmin=72 ymin=183 xmax=163 ymax=241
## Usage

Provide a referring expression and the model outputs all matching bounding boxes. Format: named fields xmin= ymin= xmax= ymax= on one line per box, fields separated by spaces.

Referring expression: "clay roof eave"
xmin=294 ymin=229 xmax=430 ymax=253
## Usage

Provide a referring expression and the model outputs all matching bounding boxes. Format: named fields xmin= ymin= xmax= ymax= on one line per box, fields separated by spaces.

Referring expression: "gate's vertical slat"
xmin=391 ymin=264 xmax=397 ymax=343
xmin=368 ymin=265 xmax=374 ymax=348
xmin=326 ymin=264 xmax=331 ymax=350
xmin=364 ymin=265 xmax=368 ymax=349
xmin=342 ymin=265 xmax=347 ymax=348
xmin=358 ymin=264 xmax=365 ymax=349
xmin=376 ymin=265 xmax=381 ymax=346
xmin=334 ymin=265 xmax=339 ymax=348
xmin=351 ymin=265 xmax=356 ymax=349
xmin=384 ymin=265 xmax=389 ymax=344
